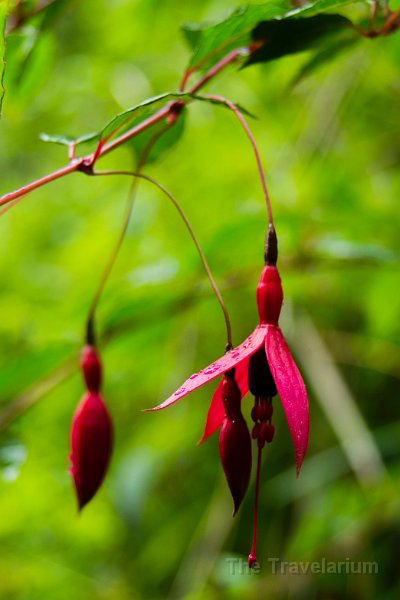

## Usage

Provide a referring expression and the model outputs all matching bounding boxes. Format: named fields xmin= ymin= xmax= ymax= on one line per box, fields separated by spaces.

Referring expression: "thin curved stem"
xmin=91 ymin=169 xmax=233 ymax=349
xmin=85 ymin=177 xmax=137 ymax=344
xmin=197 ymin=94 xmax=274 ymax=226
xmin=85 ymin=125 xmax=171 ymax=344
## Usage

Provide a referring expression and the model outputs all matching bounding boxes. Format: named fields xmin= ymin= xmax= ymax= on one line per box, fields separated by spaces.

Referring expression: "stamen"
xmin=248 ymin=444 xmax=263 ymax=569
xmin=249 ymin=396 xmax=275 ymax=567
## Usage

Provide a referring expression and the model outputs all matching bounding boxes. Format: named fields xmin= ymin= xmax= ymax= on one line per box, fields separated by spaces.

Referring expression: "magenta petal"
xmin=199 ymin=357 xmax=249 ymax=444
xmin=265 ymin=326 xmax=309 ymax=475
xmin=146 ymin=325 xmax=267 ymax=411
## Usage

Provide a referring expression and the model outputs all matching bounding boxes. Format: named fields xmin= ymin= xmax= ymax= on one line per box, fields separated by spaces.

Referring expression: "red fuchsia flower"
xmin=148 ymin=225 xmax=309 ymax=566
xmin=70 ymin=345 xmax=113 ymax=510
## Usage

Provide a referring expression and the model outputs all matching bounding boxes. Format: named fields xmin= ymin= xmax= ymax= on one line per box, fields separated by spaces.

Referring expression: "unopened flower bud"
xmin=70 ymin=391 xmax=113 ymax=510
xmin=219 ymin=414 xmax=252 ymax=516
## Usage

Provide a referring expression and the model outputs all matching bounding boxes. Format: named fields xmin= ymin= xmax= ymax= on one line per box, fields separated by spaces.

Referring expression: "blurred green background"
xmin=0 ymin=1 xmax=399 ymax=598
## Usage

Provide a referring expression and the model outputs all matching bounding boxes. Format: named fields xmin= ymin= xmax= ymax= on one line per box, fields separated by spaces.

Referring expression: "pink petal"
xmin=265 ymin=326 xmax=309 ymax=475
xmin=198 ymin=357 xmax=249 ymax=444
xmin=146 ymin=325 xmax=267 ymax=411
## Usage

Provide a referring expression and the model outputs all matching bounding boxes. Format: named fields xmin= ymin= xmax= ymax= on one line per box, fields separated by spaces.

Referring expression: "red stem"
xmin=188 ymin=49 xmax=242 ymax=94
xmin=0 ymin=161 xmax=82 ymax=206
xmin=0 ymin=46 xmax=250 ymax=210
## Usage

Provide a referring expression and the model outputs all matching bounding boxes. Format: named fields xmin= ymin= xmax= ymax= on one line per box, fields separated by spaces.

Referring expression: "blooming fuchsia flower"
xmin=70 ymin=345 xmax=113 ymax=510
xmin=148 ymin=225 xmax=309 ymax=566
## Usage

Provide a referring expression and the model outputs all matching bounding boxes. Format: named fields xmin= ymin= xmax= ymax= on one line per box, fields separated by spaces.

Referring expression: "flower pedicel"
xmin=148 ymin=224 xmax=309 ymax=566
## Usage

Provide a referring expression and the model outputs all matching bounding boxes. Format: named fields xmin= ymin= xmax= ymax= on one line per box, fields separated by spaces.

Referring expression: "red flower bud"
xmin=218 ymin=374 xmax=252 ymax=516
xmin=256 ymin=266 xmax=283 ymax=325
xmin=219 ymin=416 xmax=252 ymax=516
xmin=70 ymin=391 xmax=113 ymax=510
xmin=81 ymin=345 xmax=102 ymax=392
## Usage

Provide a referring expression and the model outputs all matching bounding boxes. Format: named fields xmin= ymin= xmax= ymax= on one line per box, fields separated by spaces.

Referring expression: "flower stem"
xmin=198 ymin=93 xmax=274 ymax=227
xmin=91 ymin=169 xmax=233 ymax=349
xmin=85 ymin=124 xmax=171 ymax=345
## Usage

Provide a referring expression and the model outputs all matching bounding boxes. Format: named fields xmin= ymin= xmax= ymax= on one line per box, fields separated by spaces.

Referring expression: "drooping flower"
xmin=148 ymin=225 xmax=309 ymax=565
xmin=69 ymin=345 xmax=113 ymax=510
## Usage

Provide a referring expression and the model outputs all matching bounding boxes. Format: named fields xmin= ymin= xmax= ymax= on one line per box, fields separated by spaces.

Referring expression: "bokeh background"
xmin=0 ymin=1 xmax=399 ymax=598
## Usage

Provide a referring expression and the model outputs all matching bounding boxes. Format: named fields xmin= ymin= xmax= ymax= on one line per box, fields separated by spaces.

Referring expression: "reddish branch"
xmin=1 ymin=4 xmax=400 ymax=209
xmin=0 ymin=47 xmax=241 ymax=209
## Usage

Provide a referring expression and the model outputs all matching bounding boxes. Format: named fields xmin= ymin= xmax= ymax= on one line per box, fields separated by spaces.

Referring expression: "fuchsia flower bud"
xmin=256 ymin=224 xmax=283 ymax=325
xmin=218 ymin=372 xmax=252 ymax=516
xmin=70 ymin=344 xmax=113 ymax=510
xmin=70 ymin=390 xmax=113 ymax=510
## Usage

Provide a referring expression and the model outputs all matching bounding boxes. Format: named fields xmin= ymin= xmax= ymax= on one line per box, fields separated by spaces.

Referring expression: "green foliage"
xmin=39 ymin=93 xmax=250 ymax=162
xmin=0 ymin=1 xmax=400 ymax=599
xmin=183 ymin=0 xmax=368 ymax=74
xmin=0 ymin=0 xmax=7 ymax=114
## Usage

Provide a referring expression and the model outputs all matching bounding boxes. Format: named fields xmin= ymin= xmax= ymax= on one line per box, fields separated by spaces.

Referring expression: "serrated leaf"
xmin=183 ymin=0 xmax=368 ymax=75
xmin=246 ymin=13 xmax=353 ymax=66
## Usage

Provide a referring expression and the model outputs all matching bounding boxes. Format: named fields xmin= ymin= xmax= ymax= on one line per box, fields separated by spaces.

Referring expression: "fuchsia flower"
xmin=149 ymin=225 xmax=309 ymax=566
xmin=70 ymin=345 xmax=113 ymax=510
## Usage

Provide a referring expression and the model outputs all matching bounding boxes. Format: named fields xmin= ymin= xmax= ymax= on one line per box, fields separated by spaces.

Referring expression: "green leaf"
xmin=183 ymin=0 xmax=368 ymax=74
xmin=99 ymin=92 xmax=180 ymax=143
xmin=39 ymin=131 xmax=99 ymax=146
xmin=290 ymin=32 xmax=358 ymax=85
xmin=39 ymin=94 xmax=182 ymax=151
xmin=39 ymin=92 xmax=252 ymax=157
xmin=3 ymin=26 xmax=55 ymax=105
xmin=246 ymin=13 xmax=353 ymax=67
xmin=181 ymin=22 xmax=203 ymax=50
xmin=0 ymin=0 xmax=7 ymax=116
xmin=128 ymin=111 xmax=187 ymax=165
xmin=2 ymin=0 xmax=74 ymax=108
xmin=100 ymin=92 xmax=255 ymax=144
